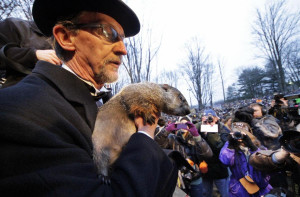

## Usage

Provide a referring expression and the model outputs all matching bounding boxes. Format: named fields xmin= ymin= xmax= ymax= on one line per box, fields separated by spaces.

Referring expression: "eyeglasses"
xmin=73 ymin=23 xmax=125 ymax=43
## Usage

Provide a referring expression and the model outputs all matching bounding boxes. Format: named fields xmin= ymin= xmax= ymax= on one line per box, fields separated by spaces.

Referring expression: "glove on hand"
xmin=228 ymin=134 xmax=239 ymax=149
xmin=186 ymin=121 xmax=199 ymax=136
xmin=165 ymin=123 xmax=177 ymax=132
xmin=242 ymin=134 xmax=258 ymax=151
xmin=272 ymin=148 xmax=290 ymax=164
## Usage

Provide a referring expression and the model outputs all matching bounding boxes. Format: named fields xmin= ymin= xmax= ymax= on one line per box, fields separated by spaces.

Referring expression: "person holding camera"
xmin=268 ymin=93 xmax=291 ymax=131
xmin=235 ymin=105 xmax=288 ymax=190
xmin=195 ymin=109 xmax=229 ymax=197
xmin=219 ymin=123 xmax=273 ymax=197
xmin=249 ymin=130 xmax=300 ymax=196
xmin=155 ymin=116 xmax=213 ymax=197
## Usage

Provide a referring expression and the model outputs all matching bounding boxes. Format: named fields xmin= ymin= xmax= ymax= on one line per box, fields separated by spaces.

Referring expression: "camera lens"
xmin=233 ymin=131 xmax=243 ymax=140
xmin=207 ymin=116 xmax=213 ymax=123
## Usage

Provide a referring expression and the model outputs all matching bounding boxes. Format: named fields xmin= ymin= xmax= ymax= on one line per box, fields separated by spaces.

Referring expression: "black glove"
xmin=242 ymin=134 xmax=258 ymax=151
xmin=227 ymin=134 xmax=239 ymax=149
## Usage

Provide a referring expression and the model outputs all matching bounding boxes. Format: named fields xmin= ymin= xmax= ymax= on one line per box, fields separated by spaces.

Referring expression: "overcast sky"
xmin=126 ymin=0 xmax=300 ymax=105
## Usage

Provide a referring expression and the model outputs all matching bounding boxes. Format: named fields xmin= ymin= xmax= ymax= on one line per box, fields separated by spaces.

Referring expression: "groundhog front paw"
xmin=98 ymin=174 xmax=111 ymax=185
xmin=129 ymin=104 xmax=159 ymax=125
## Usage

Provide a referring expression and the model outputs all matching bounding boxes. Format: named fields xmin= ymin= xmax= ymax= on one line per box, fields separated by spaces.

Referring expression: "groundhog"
xmin=92 ymin=82 xmax=190 ymax=177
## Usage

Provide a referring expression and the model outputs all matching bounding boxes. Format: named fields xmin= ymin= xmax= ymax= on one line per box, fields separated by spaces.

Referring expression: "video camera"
xmin=273 ymin=93 xmax=285 ymax=106
xmin=232 ymin=131 xmax=244 ymax=141
xmin=273 ymin=93 xmax=300 ymax=125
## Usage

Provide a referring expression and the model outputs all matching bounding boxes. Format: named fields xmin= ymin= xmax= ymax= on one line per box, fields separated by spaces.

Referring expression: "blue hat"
xmin=203 ymin=109 xmax=217 ymax=117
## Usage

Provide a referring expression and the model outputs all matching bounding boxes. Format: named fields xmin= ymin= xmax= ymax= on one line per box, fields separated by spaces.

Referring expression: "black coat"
xmin=0 ymin=17 xmax=52 ymax=87
xmin=0 ymin=61 xmax=178 ymax=197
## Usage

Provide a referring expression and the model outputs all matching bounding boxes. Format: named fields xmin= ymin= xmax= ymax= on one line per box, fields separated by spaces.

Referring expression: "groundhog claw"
xmin=98 ymin=174 xmax=111 ymax=185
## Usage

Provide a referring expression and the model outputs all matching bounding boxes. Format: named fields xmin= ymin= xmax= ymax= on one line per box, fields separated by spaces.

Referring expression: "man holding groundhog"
xmin=0 ymin=0 xmax=179 ymax=196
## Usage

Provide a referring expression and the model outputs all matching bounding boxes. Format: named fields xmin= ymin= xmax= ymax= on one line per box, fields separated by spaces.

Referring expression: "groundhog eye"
xmin=179 ymin=95 xmax=184 ymax=101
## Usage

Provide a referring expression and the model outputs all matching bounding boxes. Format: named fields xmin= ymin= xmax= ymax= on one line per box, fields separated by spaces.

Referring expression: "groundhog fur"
xmin=92 ymin=82 xmax=190 ymax=177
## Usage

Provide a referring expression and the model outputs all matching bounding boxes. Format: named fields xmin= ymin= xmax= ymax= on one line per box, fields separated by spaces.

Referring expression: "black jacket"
xmin=0 ymin=61 xmax=178 ymax=197
xmin=196 ymin=122 xmax=229 ymax=179
xmin=0 ymin=17 xmax=52 ymax=87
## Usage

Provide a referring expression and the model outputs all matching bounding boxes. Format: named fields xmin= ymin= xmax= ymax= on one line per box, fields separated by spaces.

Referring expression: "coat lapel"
xmin=32 ymin=61 xmax=98 ymax=130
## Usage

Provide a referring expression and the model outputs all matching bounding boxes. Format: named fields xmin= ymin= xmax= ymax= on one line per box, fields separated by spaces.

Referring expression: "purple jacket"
xmin=219 ymin=142 xmax=272 ymax=197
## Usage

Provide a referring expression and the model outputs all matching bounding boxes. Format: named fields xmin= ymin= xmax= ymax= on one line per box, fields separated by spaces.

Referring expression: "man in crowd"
xmin=0 ymin=17 xmax=61 ymax=88
xmin=250 ymin=103 xmax=282 ymax=150
xmin=249 ymin=130 xmax=300 ymax=196
xmin=196 ymin=109 xmax=229 ymax=197
xmin=0 ymin=0 xmax=179 ymax=196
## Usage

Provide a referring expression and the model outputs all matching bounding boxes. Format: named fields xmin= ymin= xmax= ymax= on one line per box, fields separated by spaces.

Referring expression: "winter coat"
xmin=219 ymin=142 xmax=272 ymax=197
xmin=0 ymin=17 xmax=52 ymax=87
xmin=0 ymin=61 xmax=179 ymax=197
xmin=195 ymin=122 xmax=229 ymax=179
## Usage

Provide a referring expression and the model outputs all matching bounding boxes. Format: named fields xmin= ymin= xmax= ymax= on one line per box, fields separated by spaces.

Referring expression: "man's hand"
xmin=135 ymin=116 xmax=159 ymax=139
xmin=36 ymin=49 xmax=62 ymax=65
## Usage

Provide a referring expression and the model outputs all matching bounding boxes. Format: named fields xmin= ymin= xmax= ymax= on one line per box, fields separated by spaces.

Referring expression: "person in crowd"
xmin=236 ymin=104 xmax=288 ymax=190
xmin=0 ymin=0 xmax=180 ymax=196
xmin=249 ymin=103 xmax=282 ymax=151
xmin=219 ymin=122 xmax=273 ymax=197
xmin=220 ymin=115 xmax=233 ymax=143
xmin=268 ymin=93 xmax=292 ymax=130
xmin=155 ymin=115 xmax=213 ymax=197
xmin=195 ymin=109 xmax=229 ymax=197
xmin=249 ymin=130 xmax=300 ymax=196
xmin=0 ymin=17 xmax=61 ymax=88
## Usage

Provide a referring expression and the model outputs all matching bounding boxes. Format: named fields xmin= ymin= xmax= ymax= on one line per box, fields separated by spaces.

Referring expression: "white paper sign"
xmin=200 ymin=124 xmax=218 ymax=132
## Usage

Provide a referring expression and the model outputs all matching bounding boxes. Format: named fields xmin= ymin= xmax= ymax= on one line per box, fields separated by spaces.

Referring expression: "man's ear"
xmin=53 ymin=25 xmax=76 ymax=51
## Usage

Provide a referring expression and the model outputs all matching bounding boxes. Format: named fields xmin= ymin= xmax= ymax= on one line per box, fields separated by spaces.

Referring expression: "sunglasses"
xmin=73 ymin=23 xmax=125 ymax=43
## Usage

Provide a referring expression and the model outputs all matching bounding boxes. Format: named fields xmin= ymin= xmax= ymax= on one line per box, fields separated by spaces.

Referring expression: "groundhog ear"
xmin=160 ymin=84 xmax=170 ymax=91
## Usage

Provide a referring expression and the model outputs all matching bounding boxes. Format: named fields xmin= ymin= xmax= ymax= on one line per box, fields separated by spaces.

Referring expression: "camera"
xmin=232 ymin=131 xmax=244 ymax=141
xmin=273 ymin=93 xmax=284 ymax=106
xmin=204 ymin=116 xmax=214 ymax=124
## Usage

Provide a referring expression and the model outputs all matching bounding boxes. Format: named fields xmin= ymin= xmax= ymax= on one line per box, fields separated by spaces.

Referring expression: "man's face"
xmin=70 ymin=12 xmax=127 ymax=84
xmin=252 ymin=105 xmax=263 ymax=118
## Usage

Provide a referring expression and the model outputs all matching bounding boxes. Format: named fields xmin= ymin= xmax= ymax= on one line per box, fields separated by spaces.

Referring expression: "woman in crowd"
xmin=219 ymin=122 xmax=272 ymax=197
xmin=155 ymin=116 xmax=212 ymax=197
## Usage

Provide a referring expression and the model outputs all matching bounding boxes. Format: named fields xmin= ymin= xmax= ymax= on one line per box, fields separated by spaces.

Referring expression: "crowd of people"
xmin=157 ymin=97 xmax=300 ymax=197
xmin=0 ymin=0 xmax=299 ymax=197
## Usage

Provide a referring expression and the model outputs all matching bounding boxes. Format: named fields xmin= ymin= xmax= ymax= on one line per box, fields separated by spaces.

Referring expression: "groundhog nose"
xmin=185 ymin=108 xmax=191 ymax=114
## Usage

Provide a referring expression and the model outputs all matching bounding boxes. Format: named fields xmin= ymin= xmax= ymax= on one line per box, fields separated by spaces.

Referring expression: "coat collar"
xmin=32 ymin=61 xmax=98 ymax=129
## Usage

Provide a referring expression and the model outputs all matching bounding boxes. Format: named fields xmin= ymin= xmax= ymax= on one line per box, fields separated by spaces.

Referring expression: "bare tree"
xmin=0 ymin=0 xmax=18 ymax=20
xmin=155 ymin=70 xmax=179 ymax=88
xmin=123 ymin=26 xmax=161 ymax=83
xmin=0 ymin=0 xmax=33 ymax=21
xmin=15 ymin=0 xmax=34 ymax=20
xmin=285 ymin=40 xmax=300 ymax=87
xmin=181 ymin=37 xmax=211 ymax=110
xmin=217 ymin=58 xmax=226 ymax=102
xmin=252 ymin=0 xmax=300 ymax=93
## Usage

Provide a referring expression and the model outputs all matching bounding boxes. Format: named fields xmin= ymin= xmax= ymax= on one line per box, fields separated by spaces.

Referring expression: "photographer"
xmin=268 ymin=93 xmax=291 ymax=131
xmin=249 ymin=130 xmax=300 ymax=196
xmin=155 ymin=116 xmax=213 ymax=197
xmin=250 ymin=103 xmax=282 ymax=151
xmin=195 ymin=109 xmax=229 ymax=197
xmin=236 ymin=105 xmax=288 ymax=189
xmin=219 ymin=122 xmax=273 ymax=197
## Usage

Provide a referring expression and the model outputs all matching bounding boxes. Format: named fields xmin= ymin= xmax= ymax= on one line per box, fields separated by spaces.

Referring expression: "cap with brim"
xmin=32 ymin=0 xmax=140 ymax=37
xmin=203 ymin=109 xmax=217 ymax=117
xmin=279 ymin=130 xmax=300 ymax=154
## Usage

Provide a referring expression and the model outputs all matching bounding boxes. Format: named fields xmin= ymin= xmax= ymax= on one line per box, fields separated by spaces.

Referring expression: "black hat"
xmin=32 ymin=0 xmax=140 ymax=37
xmin=279 ymin=130 xmax=300 ymax=154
